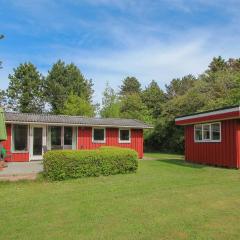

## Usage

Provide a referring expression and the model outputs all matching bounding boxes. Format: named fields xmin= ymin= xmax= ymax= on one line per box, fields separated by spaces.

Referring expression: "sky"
xmin=1 ymin=0 xmax=240 ymax=104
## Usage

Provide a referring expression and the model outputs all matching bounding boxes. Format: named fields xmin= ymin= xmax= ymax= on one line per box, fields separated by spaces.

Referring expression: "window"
xmin=211 ymin=123 xmax=221 ymax=141
xmin=92 ymin=128 xmax=105 ymax=143
xmin=13 ymin=124 xmax=28 ymax=151
xmin=64 ymin=127 xmax=72 ymax=145
xmin=194 ymin=125 xmax=202 ymax=141
xmin=119 ymin=129 xmax=131 ymax=143
xmin=203 ymin=124 xmax=210 ymax=140
xmin=51 ymin=126 xmax=61 ymax=149
xmin=194 ymin=122 xmax=221 ymax=142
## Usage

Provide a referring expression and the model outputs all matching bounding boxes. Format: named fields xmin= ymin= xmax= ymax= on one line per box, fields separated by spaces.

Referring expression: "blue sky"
xmin=1 ymin=0 xmax=240 ymax=104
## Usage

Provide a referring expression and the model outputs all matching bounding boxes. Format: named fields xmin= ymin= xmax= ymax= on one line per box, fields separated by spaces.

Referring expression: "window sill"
xmin=194 ymin=140 xmax=221 ymax=143
xmin=92 ymin=141 xmax=106 ymax=144
xmin=119 ymin=141 xmax=131 ymax=144
xmin=11 ymin=151 xmax=29 ymax=153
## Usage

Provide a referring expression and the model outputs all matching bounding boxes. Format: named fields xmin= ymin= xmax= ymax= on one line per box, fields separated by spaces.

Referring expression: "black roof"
xmin=5 ymin=112 xmax=152 ymax=129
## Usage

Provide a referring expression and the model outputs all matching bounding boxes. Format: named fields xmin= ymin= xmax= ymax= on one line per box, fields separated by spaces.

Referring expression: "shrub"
xmin=43 ymin=147 xmax=138 ymax=181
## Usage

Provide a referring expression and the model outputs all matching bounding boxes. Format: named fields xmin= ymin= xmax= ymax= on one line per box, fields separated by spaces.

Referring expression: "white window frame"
xmin=92 ymin=127 xmax=106 ymax=143
xmin=11 ymin=124 xmax=29 ymax=153
xmin=119 ymin=128 xmax=131 ymax=143
xmin=194 ymin=122 xmax=221 ymax=143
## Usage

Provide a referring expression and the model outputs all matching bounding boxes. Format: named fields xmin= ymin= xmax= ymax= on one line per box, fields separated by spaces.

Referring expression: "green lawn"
xmin=1 ymin=153 xmax=240 ymax=240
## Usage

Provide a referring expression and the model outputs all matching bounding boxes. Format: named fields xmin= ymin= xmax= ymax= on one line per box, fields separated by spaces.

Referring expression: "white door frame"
xmin=30 ymin=125 xmax=46 ymax=161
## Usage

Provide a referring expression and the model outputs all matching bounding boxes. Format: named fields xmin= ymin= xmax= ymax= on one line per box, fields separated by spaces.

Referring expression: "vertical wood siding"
xmin=185 ymin=119 xmax=239 ymax=168
xmin=236 ymin=120 xmax=240 ymax=168
xmin=78 ymin=127 xmax=144 ymax=158
xmin=2 ymin=124 xmax=29 ymax=162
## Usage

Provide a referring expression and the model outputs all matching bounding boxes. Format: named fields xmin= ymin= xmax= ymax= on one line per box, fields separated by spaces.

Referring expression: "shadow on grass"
xmin=157 ymin=158 xmax=206 ymax=169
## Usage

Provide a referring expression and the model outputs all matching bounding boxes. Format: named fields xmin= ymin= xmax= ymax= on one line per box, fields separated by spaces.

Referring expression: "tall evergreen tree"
xmin=119 ymin=76 xmax=141 ymax=96
xmin=45 ymin=60 xmax=94 ymax=114
xmin=142 ymin=80 xmax=165 ymax=118
xmin=100 ymin=83 xmax=120 ymax=118
xmin=165 ymin=75 xmax=196 ymax=100
xmin=0 ymin=34 xmax=4 ymax=69
xmin=0 ymin=90 xmax=7 ymax=109
xmin=7 ymin=62 xmax=45 ymax=113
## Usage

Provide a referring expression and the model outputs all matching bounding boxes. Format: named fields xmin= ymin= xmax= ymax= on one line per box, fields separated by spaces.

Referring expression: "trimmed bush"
xmin=43 ymin=147 xmax=138 ymax=181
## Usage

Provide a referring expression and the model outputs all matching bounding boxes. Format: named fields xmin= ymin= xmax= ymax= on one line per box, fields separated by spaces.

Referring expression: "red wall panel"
xmin=77 ymin=127 xmax=144 ymax=158
xmin=184 ymin=119 xmax=239 ymax=168
xmin=236 ymin=120 xmax=240 ymax=168
xmin=1 ymin=124 xmax=29 ymax=162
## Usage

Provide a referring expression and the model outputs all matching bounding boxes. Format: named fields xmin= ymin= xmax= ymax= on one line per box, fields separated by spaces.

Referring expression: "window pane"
xmin=13 ymin=125 xmax=28 ymax=151
xmin=64 ymin=127 xmax=72 ymax=145
xmin=211 ymin=123 xmax=220 ymax=140
xmin=94 ymin=129 xmax=105 ymax=141
xmin=195 ymin=125 xmax=202 ymax=141
xmin=203 ymin=125 xmax=210 ymax=140
xmin=120 ymin=129 xmax=130 ymax=141
xmin=51 ymin=126 xmax=61 ymax=148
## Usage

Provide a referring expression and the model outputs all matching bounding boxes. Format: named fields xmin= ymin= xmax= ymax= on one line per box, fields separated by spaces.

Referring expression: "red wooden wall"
xmin=78 ymin=127 xmax=144 ymax=158
xmin=2 ymin=124 xmax=29 ymax=162
xmin=184 ymin=119 xmax=240 ymax=168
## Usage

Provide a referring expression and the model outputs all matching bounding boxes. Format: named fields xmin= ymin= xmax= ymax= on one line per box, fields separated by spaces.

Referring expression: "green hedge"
xmin=43 ymin=147 xmax=138 ymax=181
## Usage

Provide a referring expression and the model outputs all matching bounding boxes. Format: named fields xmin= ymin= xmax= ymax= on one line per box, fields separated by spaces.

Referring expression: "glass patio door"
xmin=30 ymin=125 xmax=46 ymax=160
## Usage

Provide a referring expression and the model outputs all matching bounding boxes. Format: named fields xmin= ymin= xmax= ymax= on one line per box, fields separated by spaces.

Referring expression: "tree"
xmin=120 ymin=93 xmax=152 ymax=123
xmin=141 ymin=80 xmax=165 ymax=118
xmin=100 ymin=83 xmax=121 ymax=118
xmin=119 ymin=76 xmax=141 ymax=96
xmin=45 ymin=60 xmax=94 ymax=114
xmin=61 ymin=93 xmax=95 ymax=117
xmin=0 ymin=34 xmax=4 ymax=69
xmin=207 ymin=56 xmax=227 ymax=73
xmin=165 ymin=75 xmax=196 ymax=100
xmin=7 ymin=62 xmax=45 ymax=113
xmin=0 ymin=90 xmax=7 ymax=109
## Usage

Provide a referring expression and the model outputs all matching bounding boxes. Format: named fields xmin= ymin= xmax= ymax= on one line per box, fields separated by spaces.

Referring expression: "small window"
xmin=211 ymin=123 xmax=220 ymax=141
xmin=203 ymin=124 xmax=210 ymax=140
xmin=13 ymin=124 xmax=28 ymax=151
xmin=64 ymin=127 xmax=72 ymax=145
xmin=194 ymin=122 xmax=221 ymax=142
xmin=93 ymin=128 xmax=105 ymax=143
xmin=119 ymin=129 xmax=131 ymax=143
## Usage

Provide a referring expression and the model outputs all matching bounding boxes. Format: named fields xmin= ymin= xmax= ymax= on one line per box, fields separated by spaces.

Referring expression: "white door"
xmin=30 ymin=125 xmax=46 ymax=160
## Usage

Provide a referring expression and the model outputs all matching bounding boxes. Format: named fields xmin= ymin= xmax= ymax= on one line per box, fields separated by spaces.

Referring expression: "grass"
xmin=0 ymin=153 xmax=240 ymax=240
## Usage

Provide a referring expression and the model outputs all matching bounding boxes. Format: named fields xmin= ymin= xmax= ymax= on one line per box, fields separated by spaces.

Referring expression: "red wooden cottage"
xmin=2 ymin=112 xmax=151 ymax=162
xmin=175 ymin=105 xmax=240 ymax=168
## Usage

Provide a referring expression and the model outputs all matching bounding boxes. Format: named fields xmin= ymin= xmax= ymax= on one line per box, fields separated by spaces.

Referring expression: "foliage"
xmin=141 ymin=80 xmax=165 ymax=118
xmin=148 ymin=57 xmax=240 ymax=153
xmin=61 ymin=92 xmax=95 ymax=117
xmin=165 ymin=74 xmax=197 ymax=100
xmin=7 ymin=62 xmax=45 ymax=113
xmin=100 ymin=83 xmax=121 ymax=118
xmin=43 ymin=147 xmax=138 ymax=181
xmin=120 ymin=93 xmax=153 ymax=123
xmin=119 ymin=76 xmax=141 ymax=96
xmin=0 ymin=34 xmax=4 ymax=69
xmin=45 ymin=60 xmax=94 ymax=114
xmin=0 ymin=90 xmax=7 ymax=109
